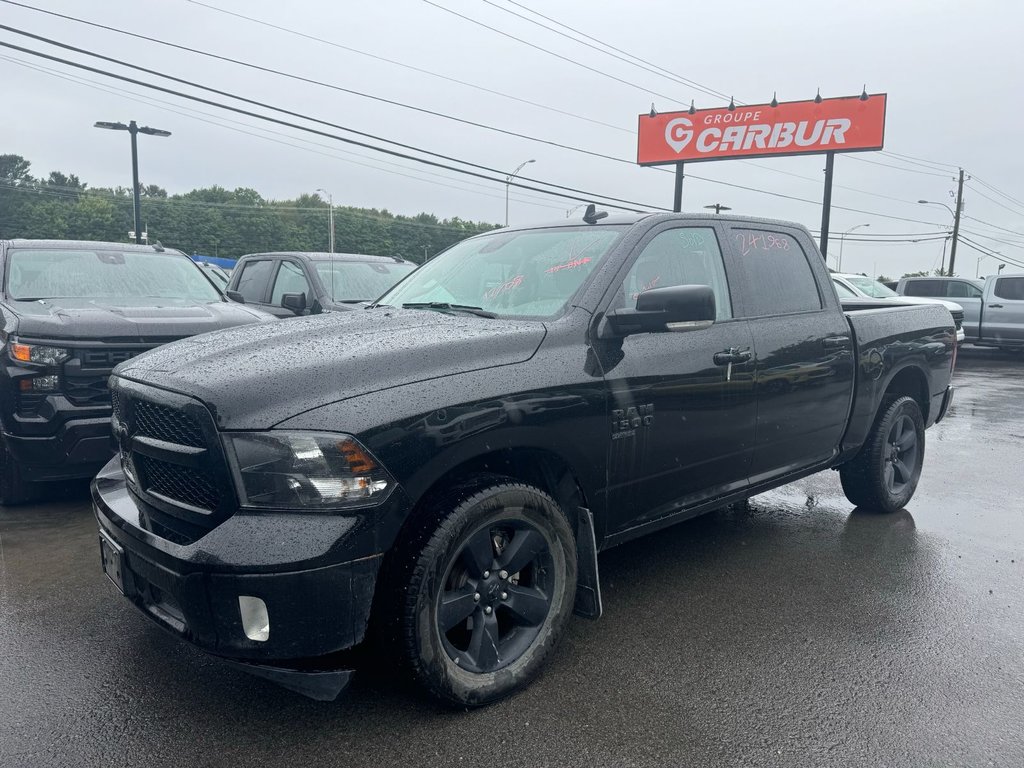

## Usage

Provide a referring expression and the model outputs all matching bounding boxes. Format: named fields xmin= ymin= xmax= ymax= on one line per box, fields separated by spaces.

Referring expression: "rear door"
xmin=722 ymin=224 xmax=856 ymax=484
xmin=903 ymin=278 xmax=982 ymax=338
xmin=600 ymin=223 xmax=757 ymax=533
xmin=984 ymin=276 xmax=1024 ymax=344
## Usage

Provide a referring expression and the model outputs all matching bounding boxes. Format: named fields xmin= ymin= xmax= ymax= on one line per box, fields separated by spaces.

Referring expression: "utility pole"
xmin=94 ymin=120 xmax=171 ymax=244
xmin=948 ymin=168 xmax=965 ymax=276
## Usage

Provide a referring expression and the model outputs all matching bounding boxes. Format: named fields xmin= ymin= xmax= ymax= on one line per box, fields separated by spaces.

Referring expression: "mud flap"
xmin=573 ymin=506 xmax=602 ymax=619
xmin=220 ymin=659 xmax=354 ymax=701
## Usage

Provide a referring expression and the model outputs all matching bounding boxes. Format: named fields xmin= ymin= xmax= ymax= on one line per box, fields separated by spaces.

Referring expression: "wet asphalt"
xmin=1 ymin=347 xmax=1022 ymax=768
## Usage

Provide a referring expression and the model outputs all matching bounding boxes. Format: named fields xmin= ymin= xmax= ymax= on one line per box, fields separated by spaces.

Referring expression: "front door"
xmin=599 ymin=224 xmax=757 ymax=534
xmin=986 ymin=276 xmax=1024 ymax=344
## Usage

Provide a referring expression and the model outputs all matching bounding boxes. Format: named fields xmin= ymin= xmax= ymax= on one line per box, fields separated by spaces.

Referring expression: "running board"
xmin=573 ymin=506 xmax=603 ymax=619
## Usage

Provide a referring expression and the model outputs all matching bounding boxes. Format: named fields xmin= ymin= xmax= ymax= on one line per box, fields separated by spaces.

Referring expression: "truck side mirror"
xmin=225 ymin=290 xmax=246 ymax=304
xmin=603 ymin=284 xmax=716 ymax=337
xmin=281 ymin=292 xmax=307 ymax=315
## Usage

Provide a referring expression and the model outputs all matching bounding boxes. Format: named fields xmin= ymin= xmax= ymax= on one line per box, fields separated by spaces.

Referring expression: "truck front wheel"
xmin=398 ymin=480 xmax=577 ymax=707
xmin=840 ymin=396 xmax=925 ymax=513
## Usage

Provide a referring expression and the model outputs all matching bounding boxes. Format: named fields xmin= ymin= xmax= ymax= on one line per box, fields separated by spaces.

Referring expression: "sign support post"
xmin=819 ymin=151 xmax=836 ymax=259
xmin=672 ymin=162 xmax=685 ymax=212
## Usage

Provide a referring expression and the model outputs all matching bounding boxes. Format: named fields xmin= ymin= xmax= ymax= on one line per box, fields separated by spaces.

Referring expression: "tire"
xmin=839 ymin=396 xmax=925 ymax=513
xmin=396 ymin=479 xmax=577 ymax=707
xmin=0 ymin=438 xmax=35 ymax=506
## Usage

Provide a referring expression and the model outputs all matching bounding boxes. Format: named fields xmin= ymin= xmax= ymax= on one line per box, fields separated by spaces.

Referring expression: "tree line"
xmin=0 ymin=154 xmax=500 ymax=263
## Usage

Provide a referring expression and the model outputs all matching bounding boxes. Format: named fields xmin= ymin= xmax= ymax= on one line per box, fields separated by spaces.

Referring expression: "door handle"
xmin=713 ymin=348 xmax=752 ymax=365
xmin=988 ymin=304 xmax=1003 ymax=309
xmin=822 ymin=336 xmax=851 ymax=349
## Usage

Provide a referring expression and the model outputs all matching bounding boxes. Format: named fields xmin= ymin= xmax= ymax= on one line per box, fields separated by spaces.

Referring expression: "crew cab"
xmin=0 ymin=239 xmax=274 ymax=504
xmin=92 ymin=213 xmax=955 ymax=707
xmin=897 ymin=273 xmax=1024 ymax=350
xmin=226 ymin=251 xmax=418 ymax=318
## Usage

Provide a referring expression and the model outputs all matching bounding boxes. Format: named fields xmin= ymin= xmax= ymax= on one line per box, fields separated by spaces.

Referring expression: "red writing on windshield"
xmin=545 ymin=256 xmax=592 ymax=274
xmin=631 ymin=274 xmax=661 ymax=300
xmin=484 ymin=275 xmax=524 ymax=300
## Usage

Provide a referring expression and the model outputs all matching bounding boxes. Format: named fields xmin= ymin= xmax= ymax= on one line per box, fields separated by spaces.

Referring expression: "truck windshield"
xmin=6 ymin=249 xmax=223 ymax=302
xmin=377 ymin=226 xmax=627 ymax=319
xmin=847 ymin=276 xmax=899 ymax=298
xmin=313 ymin=260 xmax=418 ymax=302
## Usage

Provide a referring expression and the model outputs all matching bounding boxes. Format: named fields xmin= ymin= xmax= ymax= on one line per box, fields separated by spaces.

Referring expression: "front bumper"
xmin=4 ymin=415 xmax=113 ymax=481
xmin=91 ymin=458 xmax=392 ymax=693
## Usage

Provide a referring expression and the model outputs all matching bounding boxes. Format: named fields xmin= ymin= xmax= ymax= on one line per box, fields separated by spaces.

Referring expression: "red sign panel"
xmin=637 ymin=94 xmax=887 ymax=165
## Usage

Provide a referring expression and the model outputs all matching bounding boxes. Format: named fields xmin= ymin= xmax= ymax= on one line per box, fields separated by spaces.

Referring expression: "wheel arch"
xmin=881 ymin=363 xmax=930 ymax=417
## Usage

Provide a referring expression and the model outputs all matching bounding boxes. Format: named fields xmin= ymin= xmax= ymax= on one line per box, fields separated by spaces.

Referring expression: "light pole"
xmin=316 ymin=188 xmax=334 ymax=253
xmin=837 ymin=223 xmax=869 ymax=272
xmin=703 ymin=203 xmax=732 ymax=215
xmin=505 ymin=159 xmax=535 ymax=226
xmin=919 ymin=199 xmax=957 ymax=275
xmin=95 ymin=120 xmax=171 ymax=244
xmin=977 ymin=252 xmax=1000 ymax=278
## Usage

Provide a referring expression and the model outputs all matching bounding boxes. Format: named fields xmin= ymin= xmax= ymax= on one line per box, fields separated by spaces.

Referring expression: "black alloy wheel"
xmin=395 ymin=480 xmax=577 ymax=707
xmin=840 ymin=396 xmax=925 ymax=513
xmin=437 ymin=519 xmax=554 ymax=674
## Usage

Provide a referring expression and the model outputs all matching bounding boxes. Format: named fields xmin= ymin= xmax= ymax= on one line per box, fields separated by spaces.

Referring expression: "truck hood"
xmin=114 ymin=308 xmax=547 ymax=429
xmin=8 ymin=297 xmax=273 ymax=341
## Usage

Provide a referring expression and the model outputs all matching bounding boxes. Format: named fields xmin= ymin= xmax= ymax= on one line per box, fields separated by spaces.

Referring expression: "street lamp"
xmin=977 ymin=252 xmax=1000 ymax=278
xmin=837 ymin=223 xmax=869 ymax=272
xmin=94 ymin=120 xmax=171 ymax=244
xmin=316 ymin=188 xmax=335 ymax=253
xmin=703 ymin=203 xmax=732 ymax=215
xmin=505 ymin=159 xmax=535 ymax=226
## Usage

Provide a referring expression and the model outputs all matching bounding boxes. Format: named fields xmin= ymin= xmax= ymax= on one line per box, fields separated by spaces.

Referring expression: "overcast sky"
xmin=3 ymin=0 xmax=1022 ymax=277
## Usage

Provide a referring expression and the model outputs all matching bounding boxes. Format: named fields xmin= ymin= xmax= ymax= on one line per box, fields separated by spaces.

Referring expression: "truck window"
xmin=235 ymin=259 xmax=275 ymax=303
xmin=993 ymin=277 xmax=1024 ymax=301
xmin=618 ymin=227 xmax=732 ymax=319
xmin=270 ymin=261 xmax=311 ymax=306
xmin=902 ymin=279 xmax=943 ymax=297
xmin=731 ymin=229 xmax=821 ymax=316
xmin=947 ymin=281 xmax=983 ymax=298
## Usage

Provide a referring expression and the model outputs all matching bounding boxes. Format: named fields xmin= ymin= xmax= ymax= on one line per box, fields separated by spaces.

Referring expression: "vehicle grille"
xmin=132 ymin=400 xmax=205 ymax=448
xmin=950 ymin=310 xmax=964 ymax=331
xmin=64 ymin=374 xmax=111 ymax=406
xmin=136 ymin=454 xmax=221 ymax=511
xmin=112 ymin=379 xmax=234 ymax=544
xmin=64 ymin=346 xmax=158 ymax=406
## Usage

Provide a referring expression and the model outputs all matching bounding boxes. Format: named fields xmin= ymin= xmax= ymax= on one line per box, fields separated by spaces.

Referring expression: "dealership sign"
xmin=637 ymin=94 xmax=887 ymax=165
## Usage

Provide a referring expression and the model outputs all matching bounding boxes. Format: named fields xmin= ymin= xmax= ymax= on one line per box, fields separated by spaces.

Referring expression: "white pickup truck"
xmin=897 ymin=274 xmax=1024 ymax=351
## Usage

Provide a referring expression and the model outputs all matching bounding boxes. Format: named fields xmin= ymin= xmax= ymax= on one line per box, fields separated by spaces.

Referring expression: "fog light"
xmin=238 ymin=595 xmax=269 ymax=642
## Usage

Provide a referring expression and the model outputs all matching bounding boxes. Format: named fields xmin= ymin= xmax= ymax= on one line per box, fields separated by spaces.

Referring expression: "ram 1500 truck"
xmin=0 ymin=239 xmax=273 ymax=503
xmin=92 ymin=212 xmax=955 ymax=707
xmin=897 ymin=273 xmax=1024 ymax=350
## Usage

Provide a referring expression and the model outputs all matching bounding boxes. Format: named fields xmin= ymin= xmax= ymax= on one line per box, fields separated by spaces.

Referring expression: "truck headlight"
xmin=223 ymin=432 xmax=394 ymax=510
xmin=9 ymin=342 xmax=70 ymax=365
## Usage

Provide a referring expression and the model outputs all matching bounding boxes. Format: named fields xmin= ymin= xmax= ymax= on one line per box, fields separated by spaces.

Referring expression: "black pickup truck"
xmin=92 ymin=213 xmax=955 ymax=707
xmin=0 ymin=239 xmax=273 ymax=503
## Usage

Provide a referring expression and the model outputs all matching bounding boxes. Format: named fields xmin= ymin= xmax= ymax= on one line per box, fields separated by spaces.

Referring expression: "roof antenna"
xmin=582 ymin=204 xmax=608 ymax=224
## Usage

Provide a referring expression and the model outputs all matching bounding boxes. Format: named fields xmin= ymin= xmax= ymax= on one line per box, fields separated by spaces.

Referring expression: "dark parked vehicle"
xmin=225 ymin=251 xmax=417 ymax=317
xmin=93 ymin=213 xmax=955 ymax=707
xmin=0 ymin=239 xmax=274 ymax=504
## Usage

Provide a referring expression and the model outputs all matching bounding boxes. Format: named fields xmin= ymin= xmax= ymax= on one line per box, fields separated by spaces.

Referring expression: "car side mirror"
xmin=281 ymin=292 xmax=307 ymax=315
xmin=225 ymin=290 xmax=245 ymax=304
xmin=603 ymin=284 xmax=716 ymax=337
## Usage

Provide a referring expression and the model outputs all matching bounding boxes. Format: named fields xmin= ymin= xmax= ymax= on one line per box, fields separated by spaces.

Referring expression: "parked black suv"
xmin=226 ymin=252 xmax=417 ymax=317
xmin=0 ymin=239 xmax=273 ymax=503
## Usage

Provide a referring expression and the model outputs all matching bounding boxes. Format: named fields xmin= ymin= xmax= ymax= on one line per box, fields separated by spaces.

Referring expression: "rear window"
xmin=993 ymin=277 xmax=1024 ymax=301
xmin=902 ymin=279 xmax=945 ymax=297
xmin=731 ymin=229 xmax=821 ymax=316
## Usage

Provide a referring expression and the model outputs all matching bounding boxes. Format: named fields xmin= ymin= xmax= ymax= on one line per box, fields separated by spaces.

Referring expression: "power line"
xmin=0 ymin=29 xmax=667 ymax=212
xmin=478 ymin=0 xmax=730 ymax=103
xmin=965 ymin=183 xmax=1024 ymax=218
xmin=970 ymin=173 xmax=1024 ymax=211
xmin=0 ymin=52 xmax=567 ymax=213
xmin=958 ymin=235 xmax=1024 ymax=270
xmin=421 ymin=0 xmax=691 ymax=107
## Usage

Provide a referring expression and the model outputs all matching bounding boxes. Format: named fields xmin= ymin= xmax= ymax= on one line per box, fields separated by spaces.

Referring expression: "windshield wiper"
xmin=401 ymin=302 xmax=497 ymax=318
xmin=337 ymin=299 xmax=370 ymax=304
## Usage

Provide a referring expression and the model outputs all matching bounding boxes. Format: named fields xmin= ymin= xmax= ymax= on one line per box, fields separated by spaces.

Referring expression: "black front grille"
xmin=64 ymin=374 xmax=111 ymax=406
xmin=133 ymin=400 xmax=205 ymax=447
xmin=136 ymin=454 xmax=220 ymax=511
xmin=112 ymin=379 xmax=235 ymax=545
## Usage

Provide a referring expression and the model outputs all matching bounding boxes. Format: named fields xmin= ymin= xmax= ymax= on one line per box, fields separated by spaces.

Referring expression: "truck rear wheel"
xmin=840 ymin=396 xmax=925 ymax=513
xmin=0 ymin=439 xmax=35 ymax=506
xmin=397 ymin=480 xmax=577 ymax=707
